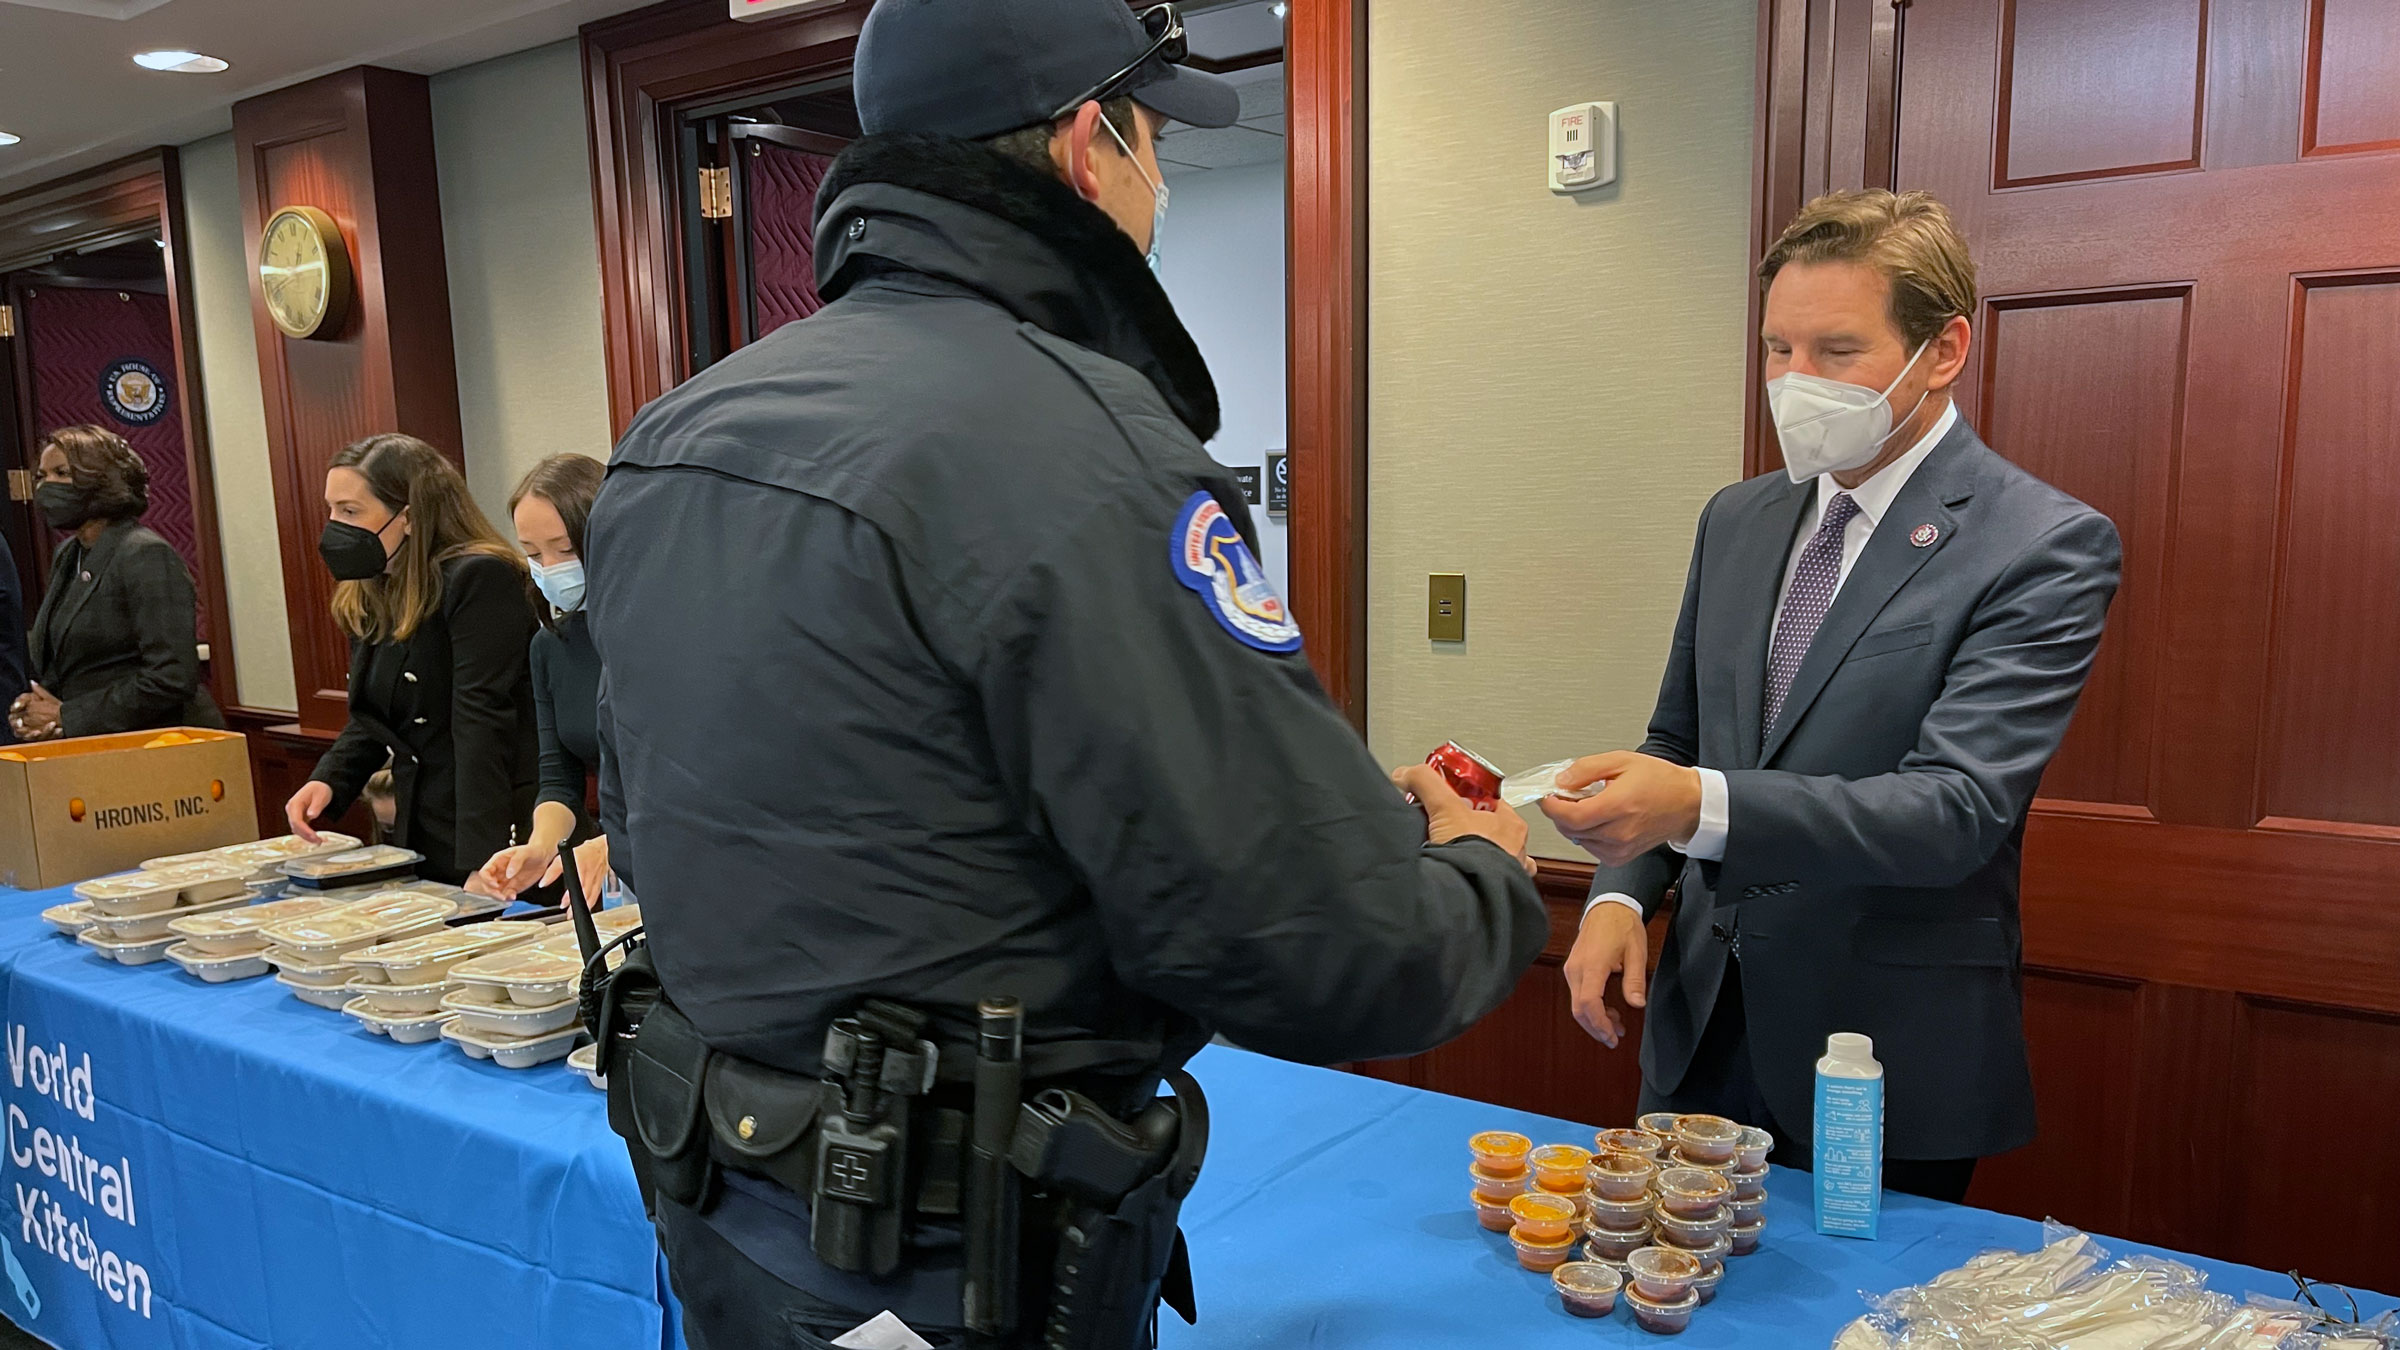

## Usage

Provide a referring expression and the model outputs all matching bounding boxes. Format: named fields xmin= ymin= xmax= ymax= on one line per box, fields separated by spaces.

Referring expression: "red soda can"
xmin=1425 ymin=742 xmax=1505 ymax=811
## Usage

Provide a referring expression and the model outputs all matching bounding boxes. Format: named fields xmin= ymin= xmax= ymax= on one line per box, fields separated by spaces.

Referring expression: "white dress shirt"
xmin=1587 ymin=400 xmax=1959 ymax=918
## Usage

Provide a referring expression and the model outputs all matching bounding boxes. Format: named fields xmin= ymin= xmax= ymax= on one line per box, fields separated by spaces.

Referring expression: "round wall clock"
xmin=258 ymin=205 xmax=352 ymax=339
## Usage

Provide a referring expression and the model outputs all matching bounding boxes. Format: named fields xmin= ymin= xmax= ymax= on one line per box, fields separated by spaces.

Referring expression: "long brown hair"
xmin=327 ymin=434 xmax=522 ymax=642
xmin=506 ymin=452 xmax=605 ymax=630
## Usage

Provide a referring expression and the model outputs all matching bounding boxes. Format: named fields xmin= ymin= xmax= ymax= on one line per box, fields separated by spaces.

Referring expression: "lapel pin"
xmin=1910 ymin=524 xmax=1939 ymax=548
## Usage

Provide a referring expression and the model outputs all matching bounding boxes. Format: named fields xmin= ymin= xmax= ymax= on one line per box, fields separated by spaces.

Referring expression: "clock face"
xmin=259 ymin=207 xmax=346 ymax=339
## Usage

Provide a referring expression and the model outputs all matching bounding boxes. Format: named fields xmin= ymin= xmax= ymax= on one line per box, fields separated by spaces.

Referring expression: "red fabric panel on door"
xmin=22 ymin=285 xmax=209 ymax=642
xmin=744 ymin=142 xmax=835 ymax=338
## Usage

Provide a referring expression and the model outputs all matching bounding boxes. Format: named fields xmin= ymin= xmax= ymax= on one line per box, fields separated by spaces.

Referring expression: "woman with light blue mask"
xmin=472 ymin=452 xmax=613 ymax=906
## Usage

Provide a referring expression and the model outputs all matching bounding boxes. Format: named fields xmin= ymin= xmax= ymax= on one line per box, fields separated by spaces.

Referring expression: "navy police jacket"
xmin=587 ymin=133 xmax=1546 ymax=1097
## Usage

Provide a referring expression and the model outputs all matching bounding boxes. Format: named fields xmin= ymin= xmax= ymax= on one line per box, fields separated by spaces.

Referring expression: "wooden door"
xmin=1881 ymin=0 xmax=2400 ymax=1293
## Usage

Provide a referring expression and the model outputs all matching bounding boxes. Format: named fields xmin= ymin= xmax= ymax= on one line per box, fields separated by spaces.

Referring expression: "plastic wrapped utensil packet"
xmin=1499 ymin=760 xmax=1605 ymax=809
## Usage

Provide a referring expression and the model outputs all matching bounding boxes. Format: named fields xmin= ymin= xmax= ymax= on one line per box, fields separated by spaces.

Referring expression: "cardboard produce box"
xmin=0 ymin=728 xmax=257 ymax=890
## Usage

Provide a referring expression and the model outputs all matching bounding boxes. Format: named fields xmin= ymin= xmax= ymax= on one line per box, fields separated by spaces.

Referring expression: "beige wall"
xmin=180 ymin=133 xmax=298 ymax=713
xmin=1366 ymin=0 xmax=1758 ymax=858
xmin=430 ymin=39 xmax=615 ymax=523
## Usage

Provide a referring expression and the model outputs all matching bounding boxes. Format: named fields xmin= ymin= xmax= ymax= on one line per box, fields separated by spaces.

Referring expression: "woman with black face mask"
xmin=9 ymin=425 xmax=220 ymax=741
xmin=283 ymin=433 xmax=539 ymax=885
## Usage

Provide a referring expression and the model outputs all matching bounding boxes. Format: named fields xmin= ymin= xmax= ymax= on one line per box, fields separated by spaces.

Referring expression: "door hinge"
xmin=0 ymin=304 xmax=14 ymax=339
xmin=698 ymin=166 xmax=733 ymax=221
xmin=7 ymin=471 xmax=32 ymax=503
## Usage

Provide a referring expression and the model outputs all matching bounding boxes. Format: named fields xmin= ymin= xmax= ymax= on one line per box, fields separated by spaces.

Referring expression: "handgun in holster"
xmin=1010 ymin=1070 xmax=1209 ymax=1350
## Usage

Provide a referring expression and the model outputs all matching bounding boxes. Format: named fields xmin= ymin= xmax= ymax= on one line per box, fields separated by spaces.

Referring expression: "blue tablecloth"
xmin=0 ymin=877 xmax=2387 ymax=1349
xmin=1161 ymin=1052 xmax=2398 ymax=1348
xmin=0 ymin=883 xmax=673 ymax=1350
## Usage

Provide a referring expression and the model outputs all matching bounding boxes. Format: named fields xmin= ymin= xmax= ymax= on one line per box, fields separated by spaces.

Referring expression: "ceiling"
xmin=1157 ymin=61 xmax=1283 ymax=176
xmin=0 ymin=0 xmax=653 ymax=196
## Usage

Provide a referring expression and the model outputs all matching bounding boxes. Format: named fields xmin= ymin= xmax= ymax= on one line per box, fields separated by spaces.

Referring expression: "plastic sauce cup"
xmin=1638 ymin=1111 xmax=1683 ymax=1137
xmin=1654 ymin=1167 xmax=1732 ymax=1218
xmin=1595 ymin=1127 xmax=1667 ymax=1161
xmin=1626 ymin=1246 xmax=1702 ymax=1301
xmin=1668 ymin=1147 xmax=1737 ymax=1177
xmin=1729 ymin=1216 xmax=1766 ymax=1256
xmin=1674 ymin=1114 xmax=1744 ymax=1166
xmin=1653 ymin=1206 xmax=1731 ymax=1251
xmin=1470 ymin=1191 xmax=1514 ymax=1232
xmin=1626 ymin=1286 xmax=1701 ymax=1334
xmin=1735 ymin=1126 xmax=1774 ymax=1170
xmin=1731 ymin=1164 xmax=1768 ymax=1201
xmin=1587 ymin=1150 xmax=1658 ymax=1201
xmin=1691 ymin=1260 xmax=1725 ymax=1305
xmin=1585 ymin=1192 xmax=1655 ymax=1233
xmin=1471 ymin=1131 xmax=1533 ymax=1177
xmin=1552 ymin=1262 xmax=1623 ymax=1318
xmin=1581 ymin=1223 xmax=1651 ymax=1262
xmin=1511 ymin=1229 xmax=1577 ymax=1272
xmin=1730 ymin=1193 xmax=1767 ymax=1225
xmin=1508 ymin=1191 xmax=1579 ymax=1241
xmin=1529 ymin=1144 xmax=1593 ymax=1193
xmin=1470 ymin=1163 xmax=1533 ymax=1200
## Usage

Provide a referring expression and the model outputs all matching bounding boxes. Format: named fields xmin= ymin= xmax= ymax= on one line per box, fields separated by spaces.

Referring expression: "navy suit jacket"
xmin=1590 ymin=416 xmax=2121 ymax=1160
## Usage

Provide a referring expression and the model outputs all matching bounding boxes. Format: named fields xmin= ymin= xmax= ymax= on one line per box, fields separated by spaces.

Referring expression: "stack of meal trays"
xmin=64 ymin=864 xmax=255 ymax=966
xmin=258 ymin=892 xmax=466 ymax=1008
xmin=340 ymin=920 xmax=549 ymax=1043
xmin=440 ymin=907 xmax=641 ymax=1069
xmin=163 ymin=895 xmax=348 ymax=983
xmin=147 ymin=832 xmax=362 ymax=882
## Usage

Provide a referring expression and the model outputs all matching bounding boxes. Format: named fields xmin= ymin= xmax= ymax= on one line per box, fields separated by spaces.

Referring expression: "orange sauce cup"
xmin=1471 ymin=1131 xmax=1532 ymax=1177
xmin=1508 ymin=1191 xmax=1579 ymax=1242
xmin=1470 ymin=1191 xmax=1514 ymax=1231
xmin=1512 ymin=1229 xmax=1576 ymax=1272
xmin=1529 ymin=1144 xmax=1592 ymax=1194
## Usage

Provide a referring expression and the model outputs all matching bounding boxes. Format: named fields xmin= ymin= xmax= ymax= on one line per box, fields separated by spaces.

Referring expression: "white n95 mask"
xmin=1766 ymin=340 xmax=1930 ymax=483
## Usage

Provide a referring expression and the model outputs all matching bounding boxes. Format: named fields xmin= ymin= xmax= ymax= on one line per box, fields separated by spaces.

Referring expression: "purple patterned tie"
xmin=1764 ymin=491 xmax=1861 ymax=739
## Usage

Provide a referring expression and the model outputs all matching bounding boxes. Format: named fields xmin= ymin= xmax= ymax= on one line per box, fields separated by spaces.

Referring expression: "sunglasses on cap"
xmin=1047 ymin=3 xmax=1190 ymax=123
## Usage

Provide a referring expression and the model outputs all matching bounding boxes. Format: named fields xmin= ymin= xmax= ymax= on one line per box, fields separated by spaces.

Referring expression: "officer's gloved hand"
xmin=1391 ymin=764 xmax=1537 ymax=877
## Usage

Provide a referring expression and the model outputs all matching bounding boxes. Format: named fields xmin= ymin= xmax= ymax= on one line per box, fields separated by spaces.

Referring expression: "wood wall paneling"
xmin=2258 ymin=274 xmax=2400 ymax=830
xmin=581 ymin=0 xmax=870 ymax=440
xmin=2304 ymin=0 xmax=2400 ymax=155
xmin=1283 ymin=0 xmax=1368 ymax=727
xmin=225 ymin=704 xmax=372 ymax=842
xmin=1770 ymin=0 xmax=2400 ymax=1291
xmin=1995 ymin=0 xmax=2206 ymax=186
xmin=1980 ymin=288 xmax=2186 ymax=812
xmin=233 ymin=68 xmax=462 ymax=735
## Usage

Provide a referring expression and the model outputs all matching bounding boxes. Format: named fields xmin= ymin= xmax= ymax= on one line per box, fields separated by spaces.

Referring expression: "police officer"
xmin=584 ymin=0 xmax=1548 ymax=1344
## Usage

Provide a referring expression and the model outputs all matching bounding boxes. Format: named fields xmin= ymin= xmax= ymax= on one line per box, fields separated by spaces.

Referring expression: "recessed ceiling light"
xmin=0 ymin=132 xmax=19 ymax=147
xmin=133 ymin=50 xmax=229 ymax=73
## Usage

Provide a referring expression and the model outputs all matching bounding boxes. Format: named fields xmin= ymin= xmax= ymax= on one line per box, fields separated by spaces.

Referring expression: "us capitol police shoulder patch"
xmin=1170 ymin=491 xmax=1302 ymax=653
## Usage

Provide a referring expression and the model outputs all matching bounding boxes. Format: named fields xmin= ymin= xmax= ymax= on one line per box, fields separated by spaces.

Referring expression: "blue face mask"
xmin=529 ymin=558 xmax=586 ymax=614
xmin=1098 ymin=111 xmax=1170 ymax=273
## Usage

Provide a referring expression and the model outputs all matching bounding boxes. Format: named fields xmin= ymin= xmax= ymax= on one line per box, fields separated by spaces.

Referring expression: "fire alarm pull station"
xmin=1549 ymin=102 xmax=1618 ymax=193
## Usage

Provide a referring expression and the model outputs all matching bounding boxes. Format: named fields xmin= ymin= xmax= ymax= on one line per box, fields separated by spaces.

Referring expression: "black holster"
xmin=1026 ymin=1070 xmax=1207 ymax=1350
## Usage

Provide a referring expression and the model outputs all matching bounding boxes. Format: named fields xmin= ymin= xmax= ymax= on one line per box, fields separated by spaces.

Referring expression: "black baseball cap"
xmin=856 ymin=0 xmax=1242 ymax=141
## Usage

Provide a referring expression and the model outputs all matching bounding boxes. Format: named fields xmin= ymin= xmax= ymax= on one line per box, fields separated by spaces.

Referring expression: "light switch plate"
xmin=1428 ymin=573 xmax=1466 ymax=642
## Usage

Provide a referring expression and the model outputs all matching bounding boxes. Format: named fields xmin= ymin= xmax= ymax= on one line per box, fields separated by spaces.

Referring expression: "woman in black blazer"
xmin=284 ymin=433 xmax=539 ymax=885
xmin=8 ymin=425 xmax=221 ymax=741
xmin=472 ymin=453 xmax=613 ymax=904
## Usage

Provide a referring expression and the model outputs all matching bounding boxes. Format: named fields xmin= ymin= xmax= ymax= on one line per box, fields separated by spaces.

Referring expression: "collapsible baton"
xmin=964 ymin=997 xmax=1025 ymax=1343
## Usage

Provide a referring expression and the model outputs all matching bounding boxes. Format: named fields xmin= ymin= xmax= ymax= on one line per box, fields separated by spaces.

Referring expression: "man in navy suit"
xmin=1543 ymin=190 xmax=2121 ymax=1202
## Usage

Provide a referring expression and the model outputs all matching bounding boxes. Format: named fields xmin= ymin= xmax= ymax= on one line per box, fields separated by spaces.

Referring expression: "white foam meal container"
xmin=41 ymin=900 xmax=97 ymax=935
xmin=164 ymin=942 xmax=272 ymax=983
xmin=278 ymin=844 xmax=423 ymax=883
xmin=567 ymin=1042 xmax=605 ymax=1090
xmin=448 ymin=933 xmax=585 ymax=1007
xmin=441 ymin=1020 xmax=582 ymax=1069
xmin=76 ymin=929 xmax=179 ymax=965
xmin=168 ymin=895 xmax=343 ymax=955
xmin=257 ymin=892 xmax=459 ymax=961
xmin=276 ymin=973 xmax=358 ymax=1009
xmin=441 ymin=983 xmax=580 ymax=1037
xmin=81 ymin=893 xmax=252 ymax=944
xmin=74 ymin=863 xmax=252 ymax=917
xmin=341 ymin=997 xmax=455 ymax=1044
xmin=345 ymin=977 xmax=454 ymax=1016
xmin=346 ymin=920 xmax=546 ymax=985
